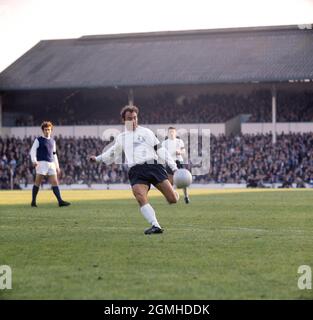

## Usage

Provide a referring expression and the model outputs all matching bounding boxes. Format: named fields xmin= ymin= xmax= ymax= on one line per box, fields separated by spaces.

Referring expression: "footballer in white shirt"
xmin=162 ymin=127 xmax=190 ymax=204
xmin=89 ymin=105 xmax=179 ymax=235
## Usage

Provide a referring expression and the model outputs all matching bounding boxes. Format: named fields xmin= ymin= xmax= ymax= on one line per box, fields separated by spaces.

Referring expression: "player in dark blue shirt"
xmin=29 ymin=121 xmax=70 ymax=207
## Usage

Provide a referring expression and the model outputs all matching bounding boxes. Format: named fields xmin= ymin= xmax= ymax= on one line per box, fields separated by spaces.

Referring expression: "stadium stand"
xmin=1 ymin=25 xmax=313 ymax=128
xmin=5 ymin=90 xmax=313 ymax=126
xmin=1 ymin=25 xmax=313 ymax=189
xmin=1 ymin=133 xmax=312 ymax=189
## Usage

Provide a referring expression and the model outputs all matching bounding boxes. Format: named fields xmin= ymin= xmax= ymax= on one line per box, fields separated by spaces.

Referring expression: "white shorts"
xmin=36 ymin=161 xmax=57 ymax=176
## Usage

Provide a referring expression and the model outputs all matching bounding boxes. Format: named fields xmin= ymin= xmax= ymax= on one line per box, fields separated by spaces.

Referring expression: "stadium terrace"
xmin=0 ymin=24 xmax=313 ymax=190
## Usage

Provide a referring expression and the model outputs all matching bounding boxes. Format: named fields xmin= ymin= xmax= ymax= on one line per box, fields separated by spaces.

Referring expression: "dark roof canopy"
xmin=0 ymin=24 xmax=313 ymax=91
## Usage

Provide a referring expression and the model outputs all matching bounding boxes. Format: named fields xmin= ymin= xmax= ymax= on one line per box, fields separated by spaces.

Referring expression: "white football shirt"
xmin=96 ymin=126 xmax=173 ymax=168
xmin=161 ymin=138 xmax=185 ymax=162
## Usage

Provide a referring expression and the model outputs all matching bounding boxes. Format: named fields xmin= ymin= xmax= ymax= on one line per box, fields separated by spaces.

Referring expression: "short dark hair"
xmin=41 ymin=121 xmax=53 ymax=131
xmin=168 ymin=127 xmax=176 ymax=131
xmin=120 ymin=105 xmax=139 ymax=120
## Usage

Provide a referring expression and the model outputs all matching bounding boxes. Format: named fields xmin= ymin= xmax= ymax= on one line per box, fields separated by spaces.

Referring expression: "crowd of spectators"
xmin=200 ymin=132 xmax=313 ymax=186
xmin=0 ymin=135 xmax=127 ymax=189
xmin=1 ymin=133 xmax=312 ymax=189
xmin=11 ymin=90 xmax=313 ymax=126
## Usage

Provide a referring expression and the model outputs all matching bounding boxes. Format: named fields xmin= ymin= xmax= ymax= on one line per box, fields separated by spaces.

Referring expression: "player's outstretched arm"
xmin=88 ymin=137 xmax=122 ymax=164
xmin=155 ymin=144 xmax=178 ymax=173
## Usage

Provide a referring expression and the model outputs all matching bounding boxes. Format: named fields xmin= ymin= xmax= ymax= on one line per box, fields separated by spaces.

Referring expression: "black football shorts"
xmin=128 ymin=162 xmax=168 ymax=188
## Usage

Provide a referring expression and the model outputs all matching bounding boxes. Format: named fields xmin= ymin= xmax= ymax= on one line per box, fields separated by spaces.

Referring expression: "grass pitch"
xmin=0 ymin=188 xmax=313 ymax=300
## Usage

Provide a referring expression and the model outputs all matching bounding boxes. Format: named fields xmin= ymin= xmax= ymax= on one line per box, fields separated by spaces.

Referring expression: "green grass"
xmin=0 ymin=189 xmax=313 ymax=300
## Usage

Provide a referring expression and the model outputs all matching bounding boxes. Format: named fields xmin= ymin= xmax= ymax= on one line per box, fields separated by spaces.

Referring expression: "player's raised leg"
xmin=167 ymin=171 xmax=190 ymax=204
xmin=132 ymin=183 xmax=163 ymax=235
xmin=155 ymin=179 xmax=179 ymax=204
xmin=48 ymin=174 xmax=70 ymax=207
xmin=167 ymin=173 xmax=174 ymax=185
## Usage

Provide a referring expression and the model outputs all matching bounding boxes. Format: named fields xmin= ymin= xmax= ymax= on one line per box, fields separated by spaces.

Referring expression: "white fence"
xmin=20 ymin=183 xmax=313 ymax=190
xmin=241 ymin=122 xmax=313 ymax=134
xmin=3 ymin=122 xmax=313 ymax=138
xmin=1 ymin=123 xmax=225 ymax=138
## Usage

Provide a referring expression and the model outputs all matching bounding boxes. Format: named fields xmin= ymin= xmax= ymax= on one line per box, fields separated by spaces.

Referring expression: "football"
xmin=173 ymin=168 xmax=192 ymax=188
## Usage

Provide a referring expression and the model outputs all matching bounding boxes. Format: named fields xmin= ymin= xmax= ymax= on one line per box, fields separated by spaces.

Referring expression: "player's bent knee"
xmin=168 ymin=198 xmax=177 ymax=204
xmin=168 ymin=193 xmax=178 ymax=204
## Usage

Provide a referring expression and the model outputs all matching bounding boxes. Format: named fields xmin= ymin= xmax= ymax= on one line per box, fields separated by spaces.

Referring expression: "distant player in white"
xmin=162 ymin=127 xmax=190 ymax=204
xmin=29 ymin=121 xmax=70 ymax=207
xmin=89 ymin=105 xmax=179 ymax=235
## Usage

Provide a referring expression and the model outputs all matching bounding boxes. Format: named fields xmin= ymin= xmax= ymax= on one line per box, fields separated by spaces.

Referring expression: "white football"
xmin=173 ymin=169 xmax=192 ymax=188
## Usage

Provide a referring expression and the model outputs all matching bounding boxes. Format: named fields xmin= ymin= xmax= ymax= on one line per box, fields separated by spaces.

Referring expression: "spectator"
xmin=8 ymin=90 xmax=313 ymax=126
xmin=1 ymin=132 xmax=313 ymax=189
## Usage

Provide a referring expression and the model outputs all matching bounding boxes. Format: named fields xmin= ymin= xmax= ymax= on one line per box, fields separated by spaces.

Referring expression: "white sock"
xmin=140 ymin=203 xmax=161 ymax=228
